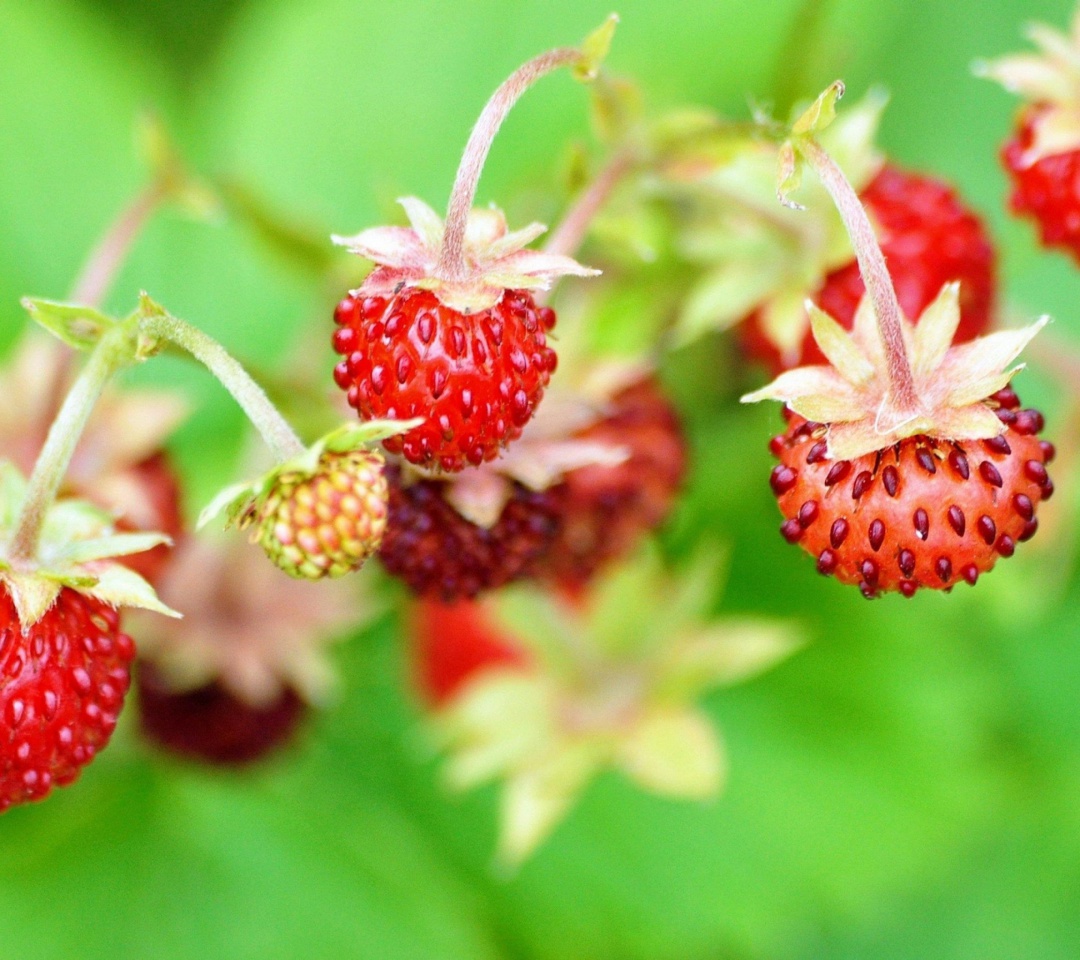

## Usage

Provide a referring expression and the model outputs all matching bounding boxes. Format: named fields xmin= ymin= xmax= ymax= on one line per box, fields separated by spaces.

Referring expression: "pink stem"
xmin=798 ymin=138 xmax=920 ymax=413
xmin=436 ymin=47 xmax=583 ymax=281
xmin=70 ymin=181 xmax=166 ymax=308
xmin=544 ymin=149 xmax=634 ymax=260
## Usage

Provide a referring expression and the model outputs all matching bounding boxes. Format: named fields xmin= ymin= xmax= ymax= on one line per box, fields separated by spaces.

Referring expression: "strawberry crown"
xmin=742 ymin=284 xmax=1048 ymax=459
xmin=432 ymin=545 xmax=802 ymax=865
xmin=333 ymin=198 xmax=599 ymax=314
xmin=198 ymin=419 xmax=421 ymax=531
xmin=977 ymin=11 xmax=1080 ymax=165
xmin=0 ymin=461 xmax=179 ymax=627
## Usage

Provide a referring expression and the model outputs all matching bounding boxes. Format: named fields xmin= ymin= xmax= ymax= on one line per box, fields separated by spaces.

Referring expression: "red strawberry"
xmin=1 ymin=587 xmax=135 ymax=811
xmin=533 ymin=378 xmax=687 ymax=586
xmin=742 ymin=164 xmax=996 ymax=372
xmin=768 ymin=393 xmax=1053 ymax=597
xmin=1002 ymin=106 xmax=1080 ymax=261
xmin=411 ymin=598 xmax=529 ymax=706
xmin=332 ymin=200 xmax=596 ymax=472
xmin=378 ymin=463 xmax=560 ymax=601
xmin=136 ymin=662 xmax=305 ymax=766
xmin=333 ymin=288 xmax=558 ymax=472
xmin=980 ymin=14 xmax=1080 ymax=260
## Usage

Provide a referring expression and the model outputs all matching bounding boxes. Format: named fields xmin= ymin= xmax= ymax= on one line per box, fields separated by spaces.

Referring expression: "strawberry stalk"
xmin=8 ymin=328 xmax=133 ymax=562
xmin=138 ymin=313 xmax=306 ymax=462
xmin=796 ymin=137 xmax=922 ymax=419
xmin=435 ymin=16 xmax=618 ymax=281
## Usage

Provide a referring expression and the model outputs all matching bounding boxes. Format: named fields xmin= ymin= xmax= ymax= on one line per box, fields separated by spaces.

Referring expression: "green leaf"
xmin=574 ymin=13 xmax=619 ymax=82
xmin=790 ymin=79 xmax=846 ymax=136
xmin=20 ymin=297 xmax=117 ymax=350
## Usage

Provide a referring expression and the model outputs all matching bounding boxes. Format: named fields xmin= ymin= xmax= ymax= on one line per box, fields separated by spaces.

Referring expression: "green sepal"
xmin=2 ymin=571 xmax=62 ymax=629
xmin=197 ymin=418 xmax=421 ymax=529
xmin=81 ymin=561 xmax=182 ymax=618
xmin=20 ymin=298 xmax=118 ymax=351
xmin=57 ymin=531 xmax=173 ymax=566
xmin=790 ymin=79 xmax=845 ymax=136
xmin=574 ymin=13 xmax=619 ymax=82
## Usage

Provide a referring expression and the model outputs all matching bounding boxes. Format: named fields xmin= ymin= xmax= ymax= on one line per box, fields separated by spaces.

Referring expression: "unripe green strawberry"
xmin=254 ymin=449 xmax=389 ymax=580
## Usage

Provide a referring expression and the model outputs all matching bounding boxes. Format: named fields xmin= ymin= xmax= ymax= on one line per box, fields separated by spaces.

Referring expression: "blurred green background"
xmin=2 ymin=0 xmax=1080 ymax=958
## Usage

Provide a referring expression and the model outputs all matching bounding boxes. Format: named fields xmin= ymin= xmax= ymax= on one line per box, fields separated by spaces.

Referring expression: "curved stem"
xmin=797 ymin=138 xmax=920 ymax=413
xmin=9 ymin=337 xmax=124 ymax=562
xmin=71 ymin=182 xmax=167 ymax=309
xmin=140 ymin=314 xmax=305 ymax=462
xmin=436 ymin=47 xmax=583 ymax=281
xmin=544 ymin=149 xmax=634 ymax=261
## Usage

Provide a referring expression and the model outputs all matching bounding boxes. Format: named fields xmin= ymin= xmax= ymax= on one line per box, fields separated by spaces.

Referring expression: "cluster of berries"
xmin=0 ymin=10 xmax=1074 ymax=863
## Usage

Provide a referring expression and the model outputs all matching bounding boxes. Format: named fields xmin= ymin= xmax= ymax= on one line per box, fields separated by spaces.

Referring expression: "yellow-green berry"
xmin=255 ymin=449 xmax=388 ymax=579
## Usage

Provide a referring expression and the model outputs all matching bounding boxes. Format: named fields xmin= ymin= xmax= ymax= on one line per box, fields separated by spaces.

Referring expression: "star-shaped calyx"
xmin=0 ymin=461 xmax=179 ymax=627
xmin=742 ymin=283 xmax=1048 ymax=460
xmin=977 ymin=11 xmax=1080 ymax=165
xmin=430 ymin=546 xmax=801 ymax=866
xmin=332 ymin=198 xmax=598 ymax=315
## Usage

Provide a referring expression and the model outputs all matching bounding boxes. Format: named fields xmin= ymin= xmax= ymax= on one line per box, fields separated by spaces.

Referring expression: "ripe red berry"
xmin=743 ymin=164 xmax=996 ymax=371
xmin=1002 ymin=105 xmax=1080 ymax=261
xmin=767 ymin=395 xmax=1052 ymax=597
xmin=1 ymin=588 xmax=135 ymax=811
xmin=136 ymin=662 xmax=305 ymax=766
xmin=532 ymin=378 xmax=687 ymax=587
xmin=411 ymin=598 xmax=529 ymax=706
xmin=332 ymin=288 xmax=558 ymax=473
xmin=378 ymin=464 xmax=560 ymax=601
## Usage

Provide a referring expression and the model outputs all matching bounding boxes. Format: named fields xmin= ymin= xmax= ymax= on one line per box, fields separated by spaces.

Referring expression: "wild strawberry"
xmin=200 ymin=423 xmax=408 ymax=580
xmin=532 ymin=377 xmax=687 ymax=586
xmin=411 ymin=598 xmax=530 ymax=707
xmin=137 ymin=662 xmax=305 ymax=766
xmin=250 ymin=448 xmax=388 ymax=580
xmin=378 ymin=463 xmax=560 ymax=601
xmin=741 ymin=164 xmax=996 ymax=372
xmin=980 ymin=12 xmax=1080 ymax=261
xmin=332 ymin=201 xmax=594 ymax=472
xmin=0 ymin=587 xmax=135 ymax=811
xmin=745 ymin=285 xmax=1051 ymax=596
xmin=769 ymin=397 xmax=1052 ymax=597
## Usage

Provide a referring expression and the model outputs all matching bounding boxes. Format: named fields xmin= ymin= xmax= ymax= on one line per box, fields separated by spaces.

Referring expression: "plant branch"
xmin=545 ymin=148 xmax=635 ymax=261
xmin=140 ymin=314 xmax=306 ymax=463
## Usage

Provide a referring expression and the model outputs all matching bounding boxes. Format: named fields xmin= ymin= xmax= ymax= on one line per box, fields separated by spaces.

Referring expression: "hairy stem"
xmin=798 ymin=137 xmax=920 ymax=413
xmin=436 ymin=47 xmax=583 ymax=281
xmin=9 ymin=336 xmax=125 ymax=562
xmin=140 ymin=314 xmax=305 ymax=462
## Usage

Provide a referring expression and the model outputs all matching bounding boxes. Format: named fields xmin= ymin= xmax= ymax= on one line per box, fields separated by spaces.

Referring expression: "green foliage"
xmin=1 ymin=0 xmax=1079 ymax=958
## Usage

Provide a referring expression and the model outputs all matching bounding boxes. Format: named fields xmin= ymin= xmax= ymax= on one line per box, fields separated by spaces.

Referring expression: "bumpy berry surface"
xmin=533 ymin=379 xmax=687 ymax=587
xmin=767 ymin=389 xmax=1053 ymax=597
xmin=412 ymin=598 xmax=529 ymax=706
xmin=136 ymin=662 xmax=305 ymax=766
xmin=113 ymin=452 xmax=185 ymax=586
xmin=256 ymin=449 xmax=388 ymax=580
xmin=332 ymin=288 xmax=558 ymax=472
xmin=379 ymin=465 xmax=560 ymax=601
xmin=0 ymin=588 xmax=134 ymax=811
xmin=744 ymin=164 xmax=996 ymax=371
xmin=1002 ymin=105 xmax=1080 ymax=261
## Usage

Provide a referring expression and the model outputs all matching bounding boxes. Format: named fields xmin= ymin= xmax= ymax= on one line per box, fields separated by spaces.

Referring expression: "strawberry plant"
xmin=2 ymin=2 xmax=1080 ymax=959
